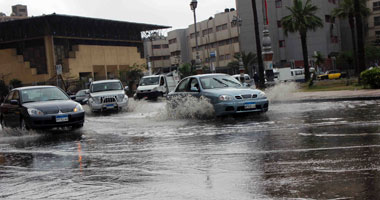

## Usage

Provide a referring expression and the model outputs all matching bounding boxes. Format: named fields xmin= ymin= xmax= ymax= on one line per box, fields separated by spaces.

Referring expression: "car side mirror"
xmin=190 ymin=87 xmax=199 ymax=92
xmin=10 ymin=100 xmax=19 ymax=105
xmin=124 ymin=86 xmax=129 ymax=91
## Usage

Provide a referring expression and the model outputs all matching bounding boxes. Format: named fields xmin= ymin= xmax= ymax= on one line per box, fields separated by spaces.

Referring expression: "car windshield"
xmin=76 ymin=90 xmax=86 ymax=96
xmin=91 ymin=82 xmax=122 ymax=93
xmin=139 ymin=77 xmax=159 ymax=86
xmin=21 ymin=87 xmax=69 ymax=103
xmin=200 ymin=75 xmax=242 ymax=89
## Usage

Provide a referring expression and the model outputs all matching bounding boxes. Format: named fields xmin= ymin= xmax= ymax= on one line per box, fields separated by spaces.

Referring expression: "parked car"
xmin=232 ymin=74 xmax=255 ymax=87
xmin=87 ymin=79 xmax=128 ymax=112
xmin=167 ymin=74 xmax=269 ymax=116
xmin=70 ymin=89 xmax=89 ymax=105
xmin=0 ymin=86 xmax=85 ymax=130
xmin=317 ymin=70 xmax=344 ymax=80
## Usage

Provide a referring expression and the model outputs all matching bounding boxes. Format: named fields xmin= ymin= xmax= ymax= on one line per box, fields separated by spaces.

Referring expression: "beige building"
xmin=0 ymin=14 xmax=167 ymax=86
xmin=144 ymin=36 xmax=171 ymax=72
xmin=0 ymin=4 xmax=28 ymax=22
xmin=367 ymin=0 xmax=380 ymax=45
xmin=188 ymin=9 xmax=240 ymax=72
xmin=167 ymin=29 xmax=190 ymax=68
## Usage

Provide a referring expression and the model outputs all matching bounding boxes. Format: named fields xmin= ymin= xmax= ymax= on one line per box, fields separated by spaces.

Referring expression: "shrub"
xmin=9 ymin=79 xmax=22 ymax=89
xmin=360 ymin=67 xmax=380 ymax=89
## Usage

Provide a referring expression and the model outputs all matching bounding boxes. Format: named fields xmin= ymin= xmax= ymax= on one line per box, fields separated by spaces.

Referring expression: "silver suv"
xmin=87 ymin=79 xmax=128 ymax=112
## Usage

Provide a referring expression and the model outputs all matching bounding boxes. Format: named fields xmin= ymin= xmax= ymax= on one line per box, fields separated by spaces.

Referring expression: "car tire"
xmin=0 ymin=116 xmax=5 ymax=129
xmin=20 ymin=118 xmax=29 ymax=131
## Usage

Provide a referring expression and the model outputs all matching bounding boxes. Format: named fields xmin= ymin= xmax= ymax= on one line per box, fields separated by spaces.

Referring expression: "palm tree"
xmin=281 ymin=0 xmax=323 ymax=82
xmin=234 ymin=52 xmax=258 ymax=74
xmin=312 ymin=51 xmax=325 ymax=72
xmin=251 ymin=0 xmax=265 ymax=88
xmin=332 ymin=0 xmax=370 ymax=74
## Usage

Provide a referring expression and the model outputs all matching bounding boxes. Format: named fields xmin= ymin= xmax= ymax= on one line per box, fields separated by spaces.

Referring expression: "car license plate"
xmin=244 ymin=102 xmax=256 ymax=109
xmin=106 ymin=104 xmax=114 ymax=109
xmin=56 ymin=115 xmax=69 ymax=122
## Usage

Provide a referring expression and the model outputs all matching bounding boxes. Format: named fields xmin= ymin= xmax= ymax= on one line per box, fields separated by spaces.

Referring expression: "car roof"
xmin=13 ymin=85 xmax=56 ymax=91
xmin=142 ymin=75 xmax=161 ymax=78
xmin=187 ymin=73 xmax=228 ymax=78
xmin=91 ymin=79 xmax=121 ymax=84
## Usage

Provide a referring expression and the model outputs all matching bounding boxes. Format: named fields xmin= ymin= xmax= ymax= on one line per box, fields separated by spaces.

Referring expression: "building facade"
xmin=236 ymin=0 xmax=345 ymax=70
xmin=143 ymin=36 xmax=171 ymax=73
xmin=367 ymin=0 xmax=380 ymax=45
xmin=0 ymin=14 xmax=167 ymax=86
xmin=167 ymin=29 xmax=190 ymax=68
xmin=188 ymin=9 xmax=240 ymax=72
xmin=0 ymin=4 xmax=28 ymax=22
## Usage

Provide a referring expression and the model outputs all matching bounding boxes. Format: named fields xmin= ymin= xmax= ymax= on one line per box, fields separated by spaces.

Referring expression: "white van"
xmin=135 ymin=71 xmax=180 ymax=100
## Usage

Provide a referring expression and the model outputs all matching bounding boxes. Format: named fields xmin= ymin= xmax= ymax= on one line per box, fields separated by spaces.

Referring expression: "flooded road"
xmin=1 ymin=100 xmax=380 ymax=199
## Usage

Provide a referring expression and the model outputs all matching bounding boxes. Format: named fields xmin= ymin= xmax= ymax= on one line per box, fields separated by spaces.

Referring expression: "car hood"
xmin=90 ymin=90 xmax=124 ymax=97
xmin=203 ymin=87 xmax=264 ymax=96
xmin=23 ymin=100 xmax=79 ymax=114
xmin=137 ymin=85 xmax=159 ymax=91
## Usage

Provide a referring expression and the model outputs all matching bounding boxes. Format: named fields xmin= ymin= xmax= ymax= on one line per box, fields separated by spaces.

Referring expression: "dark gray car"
xmin=0 ymin=86 xmax=85 ymax=130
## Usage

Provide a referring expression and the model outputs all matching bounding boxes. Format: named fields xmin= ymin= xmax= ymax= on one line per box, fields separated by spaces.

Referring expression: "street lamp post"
xmin=232 ymin=15 xmax=244 ymax=77
xmin=190 ymin=0 xmax=202 ymax=74
xmin=206 ymin=16 xmax=213 ymax=72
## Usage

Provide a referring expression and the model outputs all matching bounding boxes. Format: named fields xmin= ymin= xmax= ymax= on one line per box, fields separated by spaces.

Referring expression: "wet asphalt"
xmin=0 ymin=99 xmax=380 ymax=199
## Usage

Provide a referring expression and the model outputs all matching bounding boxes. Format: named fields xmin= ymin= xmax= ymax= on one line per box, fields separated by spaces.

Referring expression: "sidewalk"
xmin=272 ymin=89 xmax=380 ymax=103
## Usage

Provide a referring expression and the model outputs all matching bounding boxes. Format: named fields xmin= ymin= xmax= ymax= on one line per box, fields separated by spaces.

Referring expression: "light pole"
xmin=206 ymin=16 xmax=213 ymax=72
xmin=190 ymin=0 xmax=202 ymax=74
xmin=232 ymin=15 xmax=244 ymax=76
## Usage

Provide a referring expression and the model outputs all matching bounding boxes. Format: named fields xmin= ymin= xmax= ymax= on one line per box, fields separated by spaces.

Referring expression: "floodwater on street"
xmin=1 ymin=98 xmax=380 ymax=199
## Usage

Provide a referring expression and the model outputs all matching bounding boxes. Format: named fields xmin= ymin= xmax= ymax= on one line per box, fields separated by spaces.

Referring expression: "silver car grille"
xmin=235 ymin=94 xmax=258 ymax=99
xmin=101 ymin=96 xmax=117 ymax=103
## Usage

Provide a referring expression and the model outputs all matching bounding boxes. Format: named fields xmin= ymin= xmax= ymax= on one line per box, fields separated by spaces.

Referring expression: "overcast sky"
xmin=0 ymin=0 xmax=236 ymax=34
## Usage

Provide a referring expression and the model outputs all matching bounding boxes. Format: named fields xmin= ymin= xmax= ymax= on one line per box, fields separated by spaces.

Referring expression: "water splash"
xmin=163 ymin=95 xmax=215 ymax=120
xmin=265 ymin=82 xmax=299 ymax=102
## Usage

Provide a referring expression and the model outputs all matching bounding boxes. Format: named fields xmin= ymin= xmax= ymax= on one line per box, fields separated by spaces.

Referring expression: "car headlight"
xmin=117 ymin=94 xmax=124 ymax=100
xmin=27 ymin=108 xmax=44 ymax=116
xmin=73 ymin=104 xmax=83 ymax=112
xmin=257 ymin=91 xmax=266 ymax=99
xmin=219 ymin=95 xmax=234 ymax=101
xmin=90 ymin=96 xmax=101 ymax=104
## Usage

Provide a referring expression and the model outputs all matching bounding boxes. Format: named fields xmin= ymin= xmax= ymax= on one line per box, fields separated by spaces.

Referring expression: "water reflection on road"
xmin=1 ymin=100 xmax=380 ymax=199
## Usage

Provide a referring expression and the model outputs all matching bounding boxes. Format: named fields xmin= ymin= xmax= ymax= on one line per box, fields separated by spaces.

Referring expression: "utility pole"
xmin=354 ymin=0 xmax=366 ymax=75
xmin=251 ymin=0 xmax=265 ymax=88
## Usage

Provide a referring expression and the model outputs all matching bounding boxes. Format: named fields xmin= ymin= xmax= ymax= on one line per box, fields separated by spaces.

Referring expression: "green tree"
xmin=9 ymin=79 xmax=22 ymax=89
xmin=227 ymin=60 xmax=240 ymax=74
xmin=332 ymin=0 xmax=370 ymax=74
xmin=178 ymin=63 xmax=193 ymax=78
xmin=365 ymin=45 xmax=380 ymax=66
xmin=281 ymin=0 xmax=323 ymax=82
xmin=234 ymin=52 xmax=258 ymax=74
xmin=312 ymin=51 xmax=325 ymax=70
xmin=120 ymin=64 xmax=144 ymax=95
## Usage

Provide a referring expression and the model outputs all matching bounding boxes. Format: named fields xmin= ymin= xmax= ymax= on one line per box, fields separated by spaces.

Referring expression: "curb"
xmin=271 ymin=96 xmax=380 ymax=104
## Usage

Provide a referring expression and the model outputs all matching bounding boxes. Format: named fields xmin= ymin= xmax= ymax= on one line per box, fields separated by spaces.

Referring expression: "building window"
xmin=169 ymin=38 xmax=177 ymax=44
xmin=275 ymin=0 xmax=282 ymax=8
xmin=330 ymin=36 xmax=338 ymax=43
xmin=219 ymin=55 xmax=225 ymax=61
xmin=152 ymin=45 xmax=161 ymax=49
xmin=374 ymin=1 xmax=380 ymax=11
xmin=325 ymin=15 xmax=331 ymax=23
xmin=162 ymin=44 xmax=169 ymax=49
xmin=190 ymin=32 xmax=199 ymax=39
xmin=375 ymin=16 xmax=380 ymax=26
xmin=216 ymin=24 xmax=228 ymax=32
xmin=376 ymin=31 xmax=380 ymax=38
xmin=225 ymin=54 xmax=231 ymax=60
xmin=279 ymin=40 xmax=285 ymax=48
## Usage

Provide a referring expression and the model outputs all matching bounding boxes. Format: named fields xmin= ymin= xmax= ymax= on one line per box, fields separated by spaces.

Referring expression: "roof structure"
xmin=0 ymin=14 xmax=170 ymax=43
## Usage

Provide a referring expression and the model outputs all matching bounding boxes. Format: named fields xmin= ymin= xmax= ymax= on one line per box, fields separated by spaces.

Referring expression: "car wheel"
xmin=0 ymin=116 xmax=5 ymax=128
xmin=20 ymin=118 xmax=29 ymax=131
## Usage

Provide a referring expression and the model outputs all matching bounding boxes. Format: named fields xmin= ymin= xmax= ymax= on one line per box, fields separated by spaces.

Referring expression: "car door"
xmin=1 ymin=91 xmax=14 ymax=126
xmin=10 ymin=90 xmax=22 ymax=127
xmin=1 ymin=91 xmax=20 ymax=127
xmin=188 ymin=78 xmax=201 ymax=98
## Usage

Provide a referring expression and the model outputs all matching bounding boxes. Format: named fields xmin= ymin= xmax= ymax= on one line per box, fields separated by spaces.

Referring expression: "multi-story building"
xmin=144 ymin=36 xmax=171 ymax=73
xmin=367 ymin=0 xmax=380 ymax=45
xmin=236 ymin=0 xmax=345 ymax=70
xmin=188 ymin=9 xmax=240 ymax=72
xmin=0 ymin=4 xmax=28 ymax=22
xmin=167 ymin=29 xmax=190 ymax=68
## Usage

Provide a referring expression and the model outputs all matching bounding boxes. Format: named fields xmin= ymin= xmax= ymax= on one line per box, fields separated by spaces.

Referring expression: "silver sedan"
xmin=167 ymin=74 xmax=268 ymax=116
